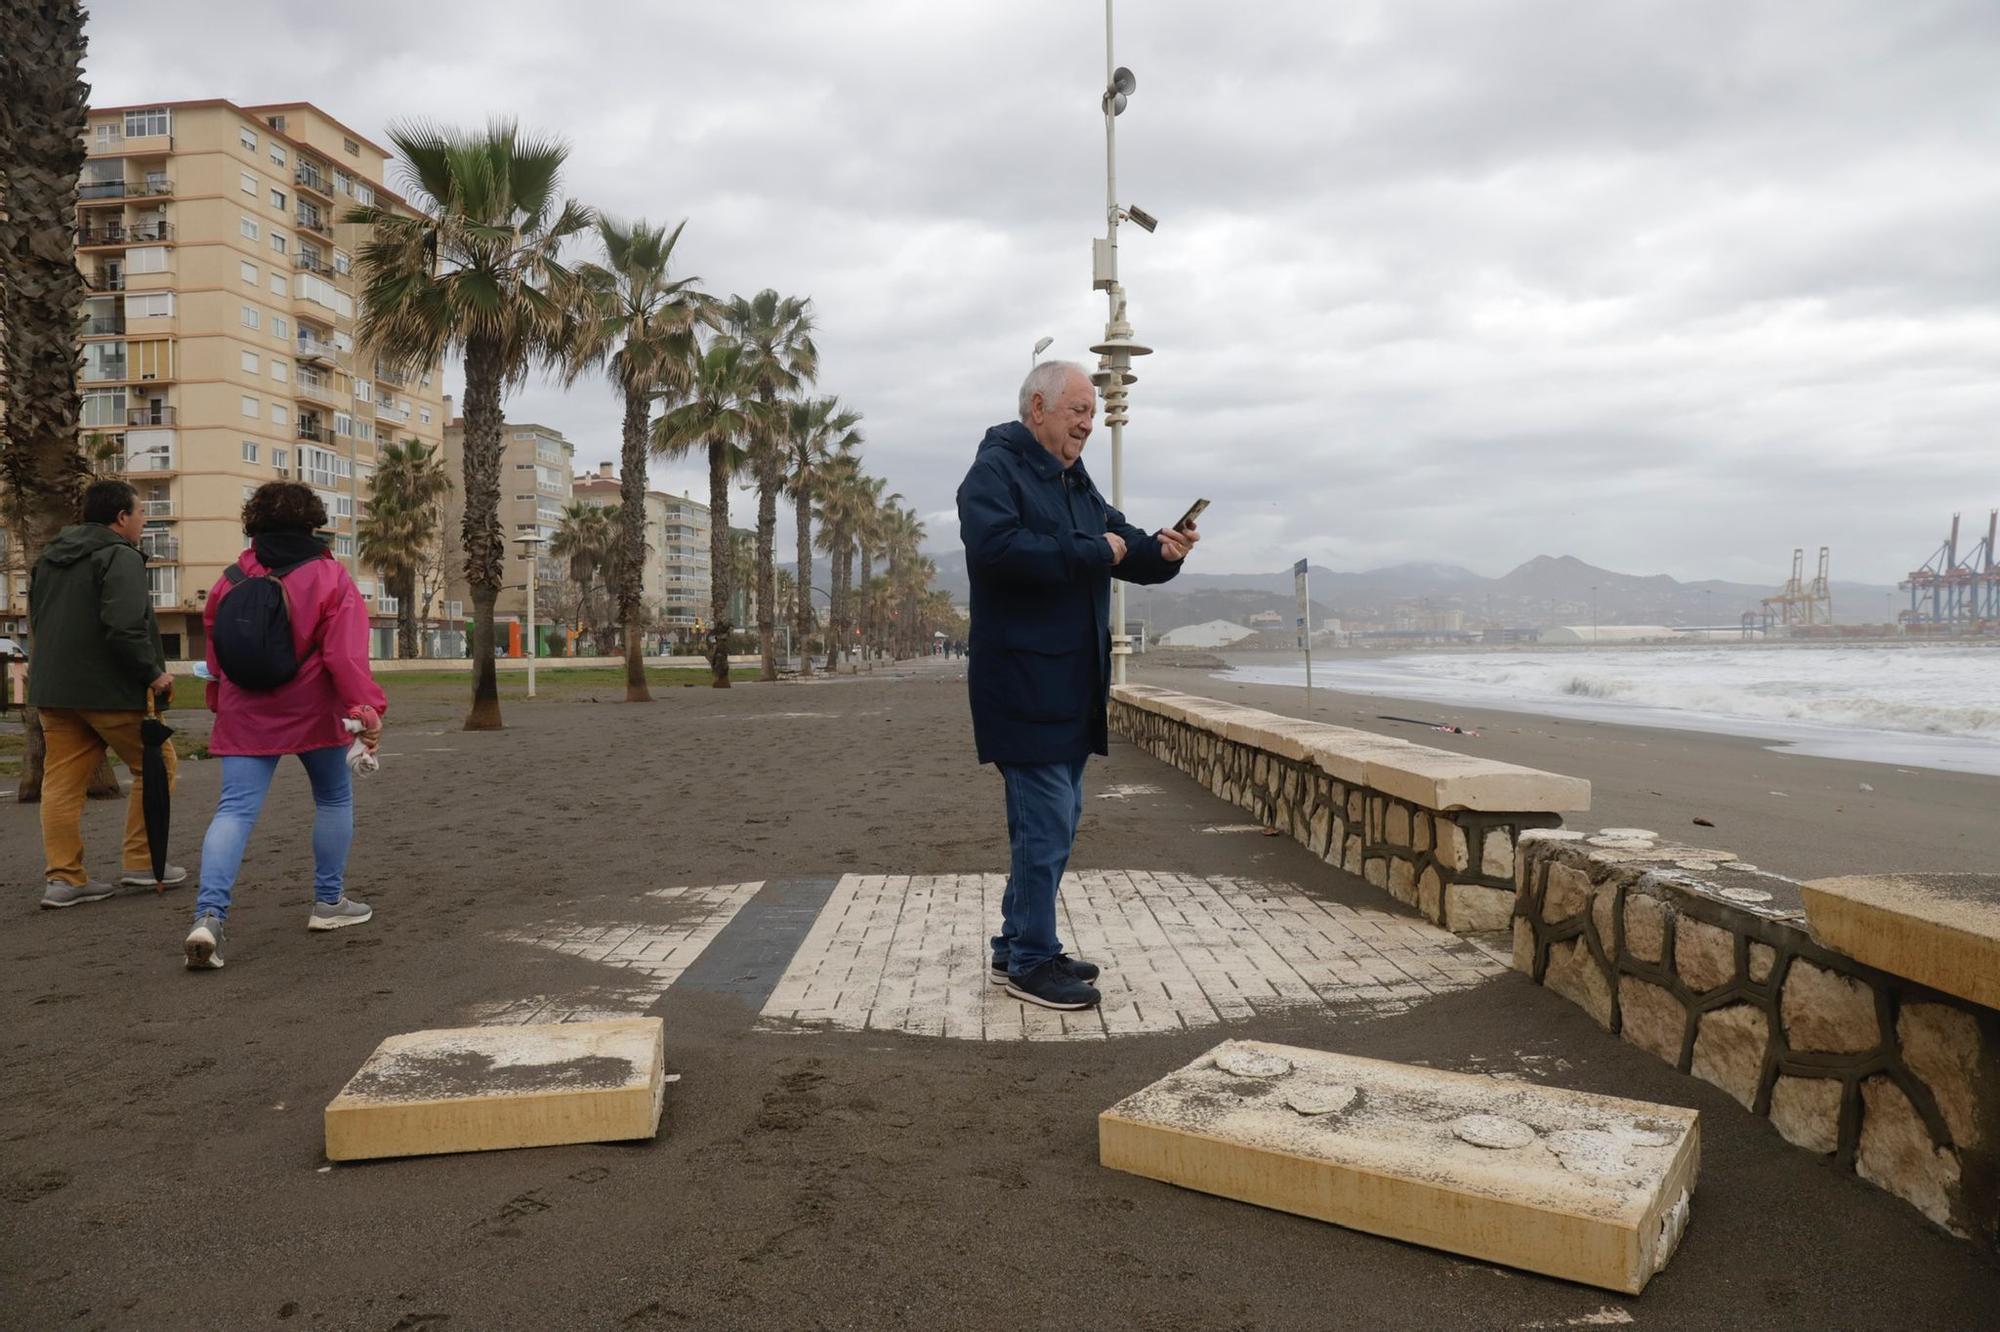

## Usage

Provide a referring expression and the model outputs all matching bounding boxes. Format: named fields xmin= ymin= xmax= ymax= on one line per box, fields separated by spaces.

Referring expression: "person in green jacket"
xmin=29 ymin=479 xmax=182 ymax=907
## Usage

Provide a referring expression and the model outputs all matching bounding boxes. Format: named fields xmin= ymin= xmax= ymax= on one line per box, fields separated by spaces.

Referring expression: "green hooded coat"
xmin=27 ymin=524 xmax=166 ymax=710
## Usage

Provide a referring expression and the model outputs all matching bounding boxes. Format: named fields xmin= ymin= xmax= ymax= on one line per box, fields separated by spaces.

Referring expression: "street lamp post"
xmin=1590 ymin=584 xmax=1599 ymax=645
xmin=1032 ymin=336 xmax=1053 ymax=366
xmin=512 ymin=533 xmax=546 ymax=698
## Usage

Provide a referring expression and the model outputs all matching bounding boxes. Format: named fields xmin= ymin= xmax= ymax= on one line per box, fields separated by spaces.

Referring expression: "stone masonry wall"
xmin=1110 ymin=697 xmax=1560 ymax=933
xmin=1513 ymin=830 xmax=2000 ymax=1249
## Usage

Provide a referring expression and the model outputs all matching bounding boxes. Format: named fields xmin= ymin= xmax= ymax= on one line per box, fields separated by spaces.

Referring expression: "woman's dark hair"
xmin=241 ymin=481 xmax=329 ymax=536
xmin=81 ymin=479 xmax=138 ymax=526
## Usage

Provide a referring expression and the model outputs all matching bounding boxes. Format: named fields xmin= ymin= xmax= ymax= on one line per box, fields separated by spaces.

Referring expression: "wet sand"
xmin=1134 ymin=659 xmax=2000 ymax=884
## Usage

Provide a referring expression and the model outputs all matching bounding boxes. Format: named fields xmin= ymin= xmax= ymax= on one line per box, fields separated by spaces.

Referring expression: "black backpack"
xmin=212 ymin=560 xmax=317 ymax=689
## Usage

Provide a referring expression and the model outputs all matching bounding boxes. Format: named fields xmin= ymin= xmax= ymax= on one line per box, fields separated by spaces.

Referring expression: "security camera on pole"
xmin=1092 ymin=0 xmax=1154 ymax=686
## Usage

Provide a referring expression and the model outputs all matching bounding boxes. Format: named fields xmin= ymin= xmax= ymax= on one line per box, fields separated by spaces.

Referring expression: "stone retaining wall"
xmin=1513 ymin=830 xmax=2000 ymax=1248
xmin=1109 ymin=686 xmax=1586 ymax=934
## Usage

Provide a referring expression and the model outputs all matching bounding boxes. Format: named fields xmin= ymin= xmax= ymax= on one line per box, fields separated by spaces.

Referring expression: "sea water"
xmin=1219 ymin=645 xmax=2000 ymax=776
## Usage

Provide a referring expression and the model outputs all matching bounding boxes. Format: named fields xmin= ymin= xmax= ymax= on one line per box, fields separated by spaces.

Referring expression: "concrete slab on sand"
xmin=1100 ymin=1039 xmax=1699 ymax=1295
xmin=1802 ymin=873 xmax=2000 ymax=1011
xmin=324 ymin=1017 xmax=666 ymax=1162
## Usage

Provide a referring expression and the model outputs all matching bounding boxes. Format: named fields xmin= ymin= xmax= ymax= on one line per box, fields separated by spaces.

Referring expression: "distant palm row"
xmin=349 ymin=119 xmax=950 ymax=728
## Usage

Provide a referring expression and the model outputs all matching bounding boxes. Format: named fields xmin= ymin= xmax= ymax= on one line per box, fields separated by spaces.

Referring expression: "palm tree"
xmin=783 ymin=395 xmax=860 ymax=677
xmin=356 ymin=437 xmax=451 ymax=658
xmin=720 ymin=290 xmax=817 ymax=681
xmin=852 ymin=477 xmax=892 ymax=667
xmin=880 ymin=504 xmax=927 ymax=658
xmin=653 ymin=338 xmax=752 ymax=687
xmin=568 ymin=216 xmax=707 ymax=702
xmin=349 ymin=119 xmax=594 ymax=730
xmin=549 ymin=500 xmax=614 ymax=651
xmin=812 ymin=453 xmax=865 ymax=672
xmin=0 ymin=0 xmax=92 ymax=802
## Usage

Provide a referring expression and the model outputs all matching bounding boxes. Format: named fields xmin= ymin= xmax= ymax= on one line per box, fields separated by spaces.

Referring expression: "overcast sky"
xmin=85 ymin=0 xmax=2000 ymax=584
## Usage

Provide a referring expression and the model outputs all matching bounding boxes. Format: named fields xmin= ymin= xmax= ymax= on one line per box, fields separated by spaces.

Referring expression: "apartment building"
xmin=571 ymin=463 xmax=713 ymax=640
xmin=440 ymin=419 xmax=573 ymax=628
xmin=0 ymin=99 xmax=448 ymax=658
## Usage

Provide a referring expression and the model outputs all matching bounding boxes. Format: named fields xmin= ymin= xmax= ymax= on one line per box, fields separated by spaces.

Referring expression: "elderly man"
xmin=957 ymin=360 xmax=1198 ymax=1010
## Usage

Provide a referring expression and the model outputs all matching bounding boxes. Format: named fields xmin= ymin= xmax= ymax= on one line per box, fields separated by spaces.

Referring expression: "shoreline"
xmin=1128 ymin=659 xmax=2000 ymax=884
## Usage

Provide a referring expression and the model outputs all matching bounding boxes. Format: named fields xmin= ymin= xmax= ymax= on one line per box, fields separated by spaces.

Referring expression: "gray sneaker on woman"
xmin=307 ymin=897 xmax=373 ymax=931
xmin=184 ymin=914 xmax=225 ymax=969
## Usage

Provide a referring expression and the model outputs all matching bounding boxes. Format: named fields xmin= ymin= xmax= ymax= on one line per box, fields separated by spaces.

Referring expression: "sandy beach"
xmin=1132 ymin=654 xmax=2000 ymax=884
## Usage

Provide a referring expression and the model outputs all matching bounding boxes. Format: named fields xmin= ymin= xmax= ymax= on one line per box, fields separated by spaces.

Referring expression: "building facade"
xmin=0 ymin=100 xmax=450 ymax=658
xmin=440 ymin=419 xmax=574 ymax=628
xmin=571 ymin=462 xmax=713 ymax=645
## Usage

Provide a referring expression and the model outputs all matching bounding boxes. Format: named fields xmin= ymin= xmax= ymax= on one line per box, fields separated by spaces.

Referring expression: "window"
xmin=83 ymin=389 xmax=125 ymax=427
xmin=333 ymin=413 xmax=353 ymax=439
xmin=270 ymin=360 xmax=288 ymax=383
xmin=241 ymin=350 xmax=259 ymax=373
xmin=270 ymin=315 xmax=288 ymax=339
xmin=270 ymin=272 xmax=287 ymax=297
xmin=353 ymin=380 xmax=371 ymax=404
xmin=270 ymin=188 xmax=286 ymax=211
xmin=272 ymin=448 xmax=288 ymax=472
xmin=334 ymin=495 xmax=355 ymax=519
xmin=242 ymin=441 xmax=259 ymax=463
xmin=240 ymin=305 xmax=260 ymax=329
xmin=240 ymin=171 xmax=257 ymax=195
xmin=266 ymin=114 xmax=286 ymax=132
xmin=123 ymin=107 xmax=170 ymax=138
xmin=127 ymin=246 xmax=168 ymax=274
xmin=239 ymin=127 xmax=257 ymax=152
xmin=270 ymin=403 xmax=287 ymax=425
xmin=334 ymin=169 xmax=353 ymax=196
xmin=269 ymin=144 xmax=287 ymax=167
xmin=419 ymin=408 xmax=432 ymax=425
xmin=239 ymin=216 xmax=259 ymax=241
xmin=127 ymin=292 xmax=173 ymax=318
xmin=94 ymin=122 xmax=119 ymax=148
xmin=269 ymin=233 xmax=287 ymax=256
xmin=333 ymin=250 xmax=351 ymax=275
xmin=241 ymin=395 xmax=259 ymax=419
xmin=353 ymin=182 xmax=375 ymax=207
xmin=240 ymin=260 xmax=257 ymax=284
xmin=343 ymin=137 xmax=360 ymax=156
xmin=335 ymin=535 xmax=354 ymax=556
xmin=355 ymin=420 xmax=375 ymax=443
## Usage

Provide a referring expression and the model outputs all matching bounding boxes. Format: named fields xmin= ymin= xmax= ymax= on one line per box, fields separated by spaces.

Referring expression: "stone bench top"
xmin=1802 ymin=874 xmax=2000 ymax=1013
xmin=1112 ymin=684 xmax=1591 ymax=814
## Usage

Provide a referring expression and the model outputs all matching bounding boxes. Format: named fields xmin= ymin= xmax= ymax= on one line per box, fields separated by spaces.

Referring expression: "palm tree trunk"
xmin=824 ymin=537 xmax=842 ymax=673
xmin=794 ymin=470 xmax=814 ymax=677
xmin=756 ymin=438 xmax=779 ymax=681
xmin=617 ymin=390 xmax=652 ymax=702
xmin=396 ymin=567 xmax=419 ymax=658
xmin=460 ymin=337 xmax=506 ymax=730
xmin=1 ymin=0 xmax=92 ymax=802
xmin=706 ymin=437 xmax=732 ymax=688
xmin=857 ymin=548 xmax=873 ymax=669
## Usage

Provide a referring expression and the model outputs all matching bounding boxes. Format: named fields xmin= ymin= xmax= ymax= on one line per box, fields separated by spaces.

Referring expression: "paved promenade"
xmin=3 ymin=660 xmax=1992 ymax=1328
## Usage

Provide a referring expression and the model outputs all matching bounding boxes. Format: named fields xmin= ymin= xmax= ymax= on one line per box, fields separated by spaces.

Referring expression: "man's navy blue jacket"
xmin=956 ymin=420 xmax=1184 ymax=766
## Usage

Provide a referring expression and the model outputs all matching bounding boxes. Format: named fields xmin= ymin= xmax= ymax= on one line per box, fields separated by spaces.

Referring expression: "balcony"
xmin=139 ymin=536 xmax=180 ymax=564
xmin=372 ymin=360 xmax=407 ymax=388
xmin=296 ymin=332 xmax=339 ymax=364
xmin=376 ymin=399 xmax=412 ymax=424
xmin=80 ymin=315 xmax=126 ymax=337
xmin=293 ymin=252 xmax=334 ymax=277
xmin=78 ymin=177 xmax=172 ymax=201
xmin=296 ymin=370 xmax=339 ymax=404
xmin=296 ymin=418 xmax=328 ymax=443
xmin=77 ymin=220 xmax=173 ymax=248
xmin=85 ymin=270 xmax=125 ymax=292
xmin=294 ymin=207 xmax=333 ymax=238
xmin=126 ymin=405 xmax=176 ymax=427
xmin=293 ymin=164 xmax=334 ymax=200
xmin=81 ymin=356 xmax=128 ymax=384
xmin=140 ymin=498 xmax=175 ymax=519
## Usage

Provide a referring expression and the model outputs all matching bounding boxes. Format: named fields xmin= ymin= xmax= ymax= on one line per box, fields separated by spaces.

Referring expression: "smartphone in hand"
xmin=1175 ymin=498 xmax=1210 ymax=533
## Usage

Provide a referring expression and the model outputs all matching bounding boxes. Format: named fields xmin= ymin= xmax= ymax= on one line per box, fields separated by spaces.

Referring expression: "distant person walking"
xmin=183 ymin=483 xmax=385 ymax=970
xmin=957 ymin=361 xmax=1198 ymax=1009
xmin=29 ymin=479 xmax=182 ymax=907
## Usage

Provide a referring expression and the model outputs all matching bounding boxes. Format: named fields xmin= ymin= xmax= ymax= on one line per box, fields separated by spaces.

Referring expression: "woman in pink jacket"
xmin=184 ymin=482 xmax=386 ymax=970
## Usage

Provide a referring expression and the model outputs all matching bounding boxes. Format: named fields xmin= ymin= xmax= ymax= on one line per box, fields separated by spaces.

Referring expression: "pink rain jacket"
xmin=203 ymin=551 xmax=388 ymax=756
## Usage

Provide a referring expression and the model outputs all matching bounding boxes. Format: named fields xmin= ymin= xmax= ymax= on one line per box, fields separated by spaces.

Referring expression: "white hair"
xmin=1018 ymin=359 xmax=1092 ymax=421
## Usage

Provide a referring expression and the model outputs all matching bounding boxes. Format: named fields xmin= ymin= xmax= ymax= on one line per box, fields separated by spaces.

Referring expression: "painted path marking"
xmin=473 ymin=881 xmax=763 ymax=1025
xmin=758 ymin=870 xmax=1503 ymax=1042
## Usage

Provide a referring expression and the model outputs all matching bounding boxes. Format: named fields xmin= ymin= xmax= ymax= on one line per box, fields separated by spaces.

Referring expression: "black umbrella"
xmin=140 ymin=691 xmax=174 ymax=889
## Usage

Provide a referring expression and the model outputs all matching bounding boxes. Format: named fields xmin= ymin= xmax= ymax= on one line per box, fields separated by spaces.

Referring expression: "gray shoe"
xmin=121 ymin=864 xmax=188 ymax=888
xmin=307 ymin=896 xmax=373 ymax=931
xmin=41 ymin=879 xmax=115 ymax=909
xmin=184 ymin=914 xmax=225 ymax=970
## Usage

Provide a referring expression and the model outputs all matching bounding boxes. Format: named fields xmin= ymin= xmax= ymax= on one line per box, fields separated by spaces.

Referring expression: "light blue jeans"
xmin=195 ymin=747 xmax=352 ymax=920
xmin=991 ymin=757 xmax=1089 ymax=976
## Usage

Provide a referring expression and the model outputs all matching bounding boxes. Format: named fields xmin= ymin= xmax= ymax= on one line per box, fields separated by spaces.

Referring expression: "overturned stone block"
xmin=1802 ymin=874 xmax=2000 ymax=1012
xmin=1100 ymin=1040 xmax=1699 ymax=1294
xmin=325 ymin=1017 xmax=666 ymax=1162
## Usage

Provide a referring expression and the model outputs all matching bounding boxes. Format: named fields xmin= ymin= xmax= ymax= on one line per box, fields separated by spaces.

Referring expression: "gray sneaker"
xmin=41 ymin=879 xmax=115 ymax=909
xmin=184 ymin=914 xmax=225 ymax=970
xmin=307 ymin=896 xmax=373 ymax=931
xmin=120 ymin=864 xmax=188 ymax=888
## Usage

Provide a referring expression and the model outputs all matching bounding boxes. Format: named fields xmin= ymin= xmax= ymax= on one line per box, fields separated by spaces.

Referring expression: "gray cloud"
xmin=83 ymin=0 xmax=2000 ymax=584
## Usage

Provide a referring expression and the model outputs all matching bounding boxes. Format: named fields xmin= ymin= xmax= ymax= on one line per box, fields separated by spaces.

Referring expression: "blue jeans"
xmin=991 ymin=757 xmax=1088 ymax=976
xmin=195 ymin=747 xmax=353 ymax=920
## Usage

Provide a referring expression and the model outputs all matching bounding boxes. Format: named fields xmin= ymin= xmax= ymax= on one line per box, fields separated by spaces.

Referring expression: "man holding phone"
xmin=957 ymin=361 xmax=1199 ymax=1010
xmin=29 ymin=478 xmax=182 ymax=907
